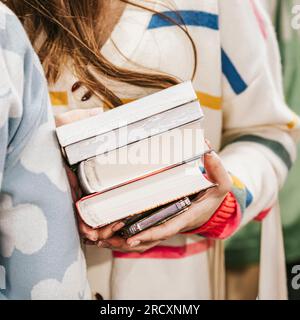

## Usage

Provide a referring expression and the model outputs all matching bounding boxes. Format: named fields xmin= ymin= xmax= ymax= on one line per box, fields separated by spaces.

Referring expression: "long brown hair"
xmin=5 ymin=0 xmax=197 ymax=108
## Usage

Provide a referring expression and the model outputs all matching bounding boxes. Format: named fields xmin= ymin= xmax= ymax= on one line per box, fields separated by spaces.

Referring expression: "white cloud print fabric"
xmin=31 ymin=250 xmax=90 ymax=300
xmin=0 ymin=5 xmax=90 ymax=300
xmin=20 ymin=119 xmax=68 ymax=193
xmin=0 ymin=195 xmax=48 ymax=258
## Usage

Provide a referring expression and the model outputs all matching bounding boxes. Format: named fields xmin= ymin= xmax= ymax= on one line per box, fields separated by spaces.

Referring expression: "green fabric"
xmin=226 ymin=0 xmax=300 ymax=267
xmin=225 ymin=222 xmax=261 ymax=268
xmin=279 ymin=145 xmax=300 ymax=262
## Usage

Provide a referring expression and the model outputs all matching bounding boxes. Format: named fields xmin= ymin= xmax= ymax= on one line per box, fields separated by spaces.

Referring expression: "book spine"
xmin=65 ymin=101 xmax=203 ymax=165
xmin=56 ymin=81 xmax=197 ymax=147
xmin=77 ymin=161 xmax=93 ymax=194
xmin=77 ymin=120 xmax=206 ymax=194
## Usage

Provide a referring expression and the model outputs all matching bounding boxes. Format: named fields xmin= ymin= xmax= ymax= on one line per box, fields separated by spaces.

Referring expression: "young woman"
xmin=7 ymin=0 xmax=299 ymax=299
xmin=0 ymin=3 xmax=90 ymax=299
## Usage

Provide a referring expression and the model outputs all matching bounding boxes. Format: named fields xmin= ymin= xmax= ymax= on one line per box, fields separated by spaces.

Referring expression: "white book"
xmin=65 ymin=100 xmax=203 ymax=165
xmin=78 ymin=119 xmax=207 ymax=194
xmin=56 ymin=81 xmax=197 ymax=147
xmin=76 ymin=159 xmax=213 ymax=228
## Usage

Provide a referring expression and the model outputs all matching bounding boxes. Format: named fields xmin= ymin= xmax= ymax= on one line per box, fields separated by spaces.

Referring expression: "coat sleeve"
xmin=0 ymin=47 xmax=13 ymax=192
xmin=0 ymin=11 xmax=25 ymax=193
xmin=218 ymin=0 xmax=300 ymax=227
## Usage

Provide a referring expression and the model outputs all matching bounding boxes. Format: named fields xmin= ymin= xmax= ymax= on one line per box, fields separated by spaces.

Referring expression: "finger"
xmin=55 ymin=108 xmax=102 ymax=127
xmin=205 ymin=138 xmax=213 ymax=150
xmin=96 ymin=221 xmax=125 ymax=240
xmin=112 ymin=221 xmax=126 ymax=232
xmin=97 ymin=236 xmax=127 ymax=249
xmin=70 ymin=186 xmax=78 ymax=204
xmin=100 ymin=239 xmax=161 ymax=253
xmin=204 ymin=151 xmax=232 ymax=195
xmin=124 ymin=241 xmax=161 ymax=252
xmin=65 ymin=166 xmax=77 ymax=189
xmin=79 ymin=220 xmax=99 ymax=242
xmin=65 ymin=166 xmax=82 ymax=201
xmin=126 ymin=216 xmax=184 ymax=245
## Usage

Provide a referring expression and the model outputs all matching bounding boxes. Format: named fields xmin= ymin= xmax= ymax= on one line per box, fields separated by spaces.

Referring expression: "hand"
xmin=55 ymin=108 xmax=175 ymax=246
xmin=55 ymin=108 xmax=102 ymax=127
xmin=95 ymin=150 xmax=232 ymax=253
xmin=55 ymin=108 xmax=105 ymax=238
xmin=65 ymin=166 xmax=82 ymax=202
xmin=56 ymin=108 xmax=102 ymax=203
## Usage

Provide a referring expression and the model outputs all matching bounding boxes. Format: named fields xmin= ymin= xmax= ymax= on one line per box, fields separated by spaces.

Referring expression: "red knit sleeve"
xmin=183 ymin=192 xmax=242 ymax=239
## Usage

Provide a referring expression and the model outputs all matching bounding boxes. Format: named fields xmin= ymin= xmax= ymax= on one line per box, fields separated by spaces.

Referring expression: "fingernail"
xmin=112 ymin=222 xmax=125 ymax=232
xmin=129 ymin=240 xmax=141 ymax=248
xmin=97 ymin=241 xmax=103 ymax=248
xmin=89 ymin=234 xmax=99 ymax=242
xmin=206 ymin=149 xmax=217 ymax=157
xmin=89 ymin=108 xmax=102 ymax=116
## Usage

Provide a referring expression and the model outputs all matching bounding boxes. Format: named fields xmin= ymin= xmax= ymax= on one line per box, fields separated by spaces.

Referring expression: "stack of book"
xmin=56 ymin=81 xmax=213 ymax=229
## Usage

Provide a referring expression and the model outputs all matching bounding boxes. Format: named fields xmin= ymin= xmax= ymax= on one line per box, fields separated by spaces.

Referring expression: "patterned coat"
xmin=48 ymin=0 xmax=300 ymax=299
xmin=0 ymin=3 xmax=90 ymax=300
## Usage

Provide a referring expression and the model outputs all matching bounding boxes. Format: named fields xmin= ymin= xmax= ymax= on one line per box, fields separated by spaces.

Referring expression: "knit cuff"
xmin=184 ymin=192 xmax=242 ymax=239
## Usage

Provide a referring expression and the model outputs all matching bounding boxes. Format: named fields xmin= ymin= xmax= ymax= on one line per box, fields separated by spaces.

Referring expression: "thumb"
xmin=204 ymin=151 xmax=232 ymax=194
xmin=55 ymin=108 xmax=102 ymax=127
